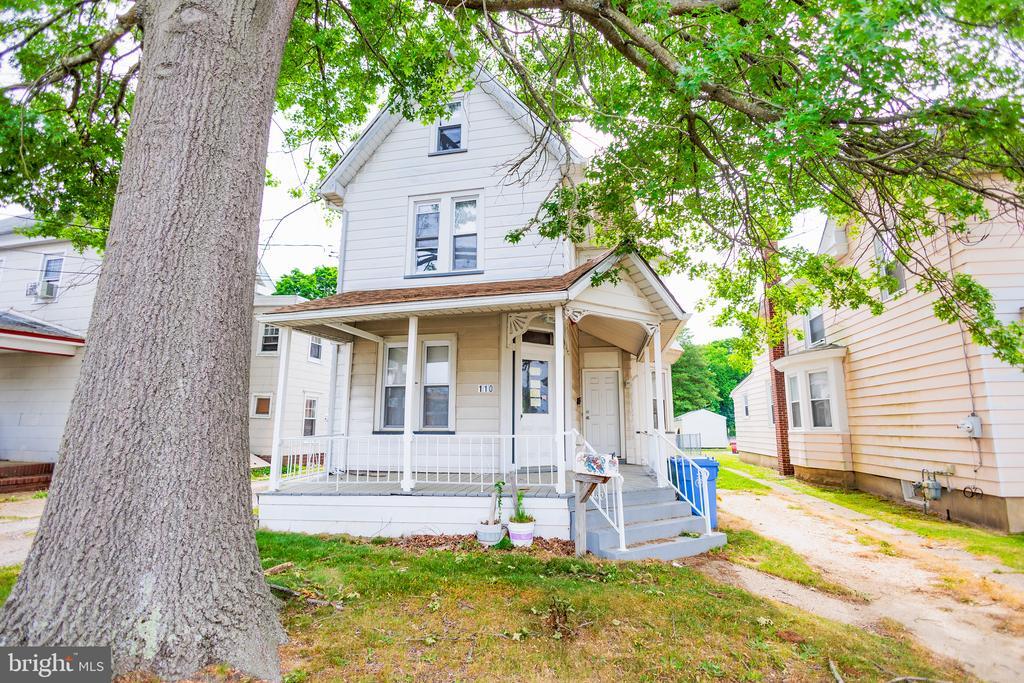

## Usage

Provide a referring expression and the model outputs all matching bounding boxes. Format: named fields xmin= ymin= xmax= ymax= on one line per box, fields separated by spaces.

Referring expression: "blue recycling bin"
xmin=668 ymin=457 xmax=719 ymax=530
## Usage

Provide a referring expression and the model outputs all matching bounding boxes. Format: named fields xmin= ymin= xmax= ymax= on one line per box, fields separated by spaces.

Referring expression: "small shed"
xmin=674 ymin=409 xmax=729 ymax=448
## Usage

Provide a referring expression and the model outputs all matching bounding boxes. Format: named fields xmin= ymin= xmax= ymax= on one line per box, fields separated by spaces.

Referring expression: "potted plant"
xmin=507 ymin=490 xmax=535 ymax=548
xmin=476 ymin=480 xmax=505 ymax=547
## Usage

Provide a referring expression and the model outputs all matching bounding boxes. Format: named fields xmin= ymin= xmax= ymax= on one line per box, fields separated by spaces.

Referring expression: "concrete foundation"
xmin=850 ymin=471 xmax=1024 ymax=533
xmin=794 ymin=465 xmax=856 ymax=489
xmin=738 ymin=451 xmax=778 ymax=471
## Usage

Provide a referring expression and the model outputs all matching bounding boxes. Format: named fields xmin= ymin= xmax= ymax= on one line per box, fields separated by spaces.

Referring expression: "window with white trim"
xmin=742 ymin=393 xmax=750 ymax=418
xmin=422 ymin=342 xmax=452 ymax=428
xmin=41 ymin=254 xmax=63 ymax=285
xmin=808 ymin=371 xmax=833 ymax=428
xmin=379 ymin=338 xmax=456 ymax=430
xmin=303 ymin=397 xmax=318 ymax=436
xmin=260 ymin=324 xmax=280 ymax=353
xmin=251 ymin=393 xmax=272 ymax=418
xmin=806 ymin=306 xmax=826 ymax=347
xmin=410 ymin=194 xmax=481 ymax=275
xmin=382 ymin=344 xmax=408 ymax=429
xmin=432 ymin=100 xmax=465 ymax=154
xmin=308 ymin=335 xmax=323 ymax=362
xmin=873 ymin=234 xmax=906 ymax=301
xmin=787 ymin=375 xmax=802 ymax=429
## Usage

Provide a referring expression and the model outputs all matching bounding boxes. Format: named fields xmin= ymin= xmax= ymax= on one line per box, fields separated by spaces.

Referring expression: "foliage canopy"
xmin=273 ymin=265 xmax=338 ymax=300
xmin=2 ymin=0 xmax=1023 ymax=363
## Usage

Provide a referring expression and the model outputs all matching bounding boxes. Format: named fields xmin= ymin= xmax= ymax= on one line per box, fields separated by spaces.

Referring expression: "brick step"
xmin=0 ymin=462 xmax=54 ymax=478
xmin=0 ymin=473 xmax=52 ymax=494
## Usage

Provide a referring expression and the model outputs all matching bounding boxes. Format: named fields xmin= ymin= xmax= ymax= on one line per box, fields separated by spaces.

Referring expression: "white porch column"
xmin=553 ymin=305 xmax=567 ymax=494
xmin=325 ymin=341 xmax=340 ymax=473
xmin=652 ymin=324 xmax=669 ymax=486
xmin=268 ymin=326 xmax=293 ymax=491
xmin=401 ymin=316 xmax=419 ymax=491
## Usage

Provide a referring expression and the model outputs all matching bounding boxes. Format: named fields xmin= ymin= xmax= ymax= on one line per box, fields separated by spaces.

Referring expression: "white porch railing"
xmin=656 ymin=431 xmax=712 ymax=535
xmin=570 ymin=429 xmax=626 ymax=552
xmin=271 ymin=432 xmax=568 ymax=492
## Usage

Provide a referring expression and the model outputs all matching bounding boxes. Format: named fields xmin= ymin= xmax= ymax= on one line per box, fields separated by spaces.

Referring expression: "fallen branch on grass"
xmin=267 ymin=582 xmax=344 ymax=611
xmin=263 ymin=561 xmax=294 ymax=575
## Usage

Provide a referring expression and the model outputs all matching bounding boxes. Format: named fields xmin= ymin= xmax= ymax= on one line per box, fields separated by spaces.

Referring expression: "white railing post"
xmin=401 ymin=315 xmax=418 ymax=491
xmin=615 ymin=475 xmax=627 ymax=551
xmin=553 ymin=305 xmax=567 ymax=494
xmin=269 ymin=326 xmax=293 ymax=491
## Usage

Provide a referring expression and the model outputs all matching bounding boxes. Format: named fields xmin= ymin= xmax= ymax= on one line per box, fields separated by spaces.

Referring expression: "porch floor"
xmin=265 ymin=464 xmax=658 ymax=498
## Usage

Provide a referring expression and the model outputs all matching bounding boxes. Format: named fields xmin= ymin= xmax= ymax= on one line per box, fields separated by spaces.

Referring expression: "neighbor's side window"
xmin=260 ymin=324 xmax=280 ymax=353
xmin=308 ymin=335 xmax=323 ymax=361
xmin=787 ymin=375 xmax=802 ymax=429
xmin=808 ymin=371 xmax=833 ymax=428
xmin=382 ymin=344 xmax=408 ymax=429
xmin=873 ymin=234 xmax=906 ymax=301
xmin=303 ymin=397 xmax=318 ymax=436
xmin=421 ymin=342 xmax=452 ymax=428
xmin=433 ymin=100 xmax=465 ymax=153
xmin=742 ymin=393 xmax=750 ymax=418
xmin=806 ymin=306 xmax=826 ymax=347
xmin=251 ymin=394 xmax=272 ymax=418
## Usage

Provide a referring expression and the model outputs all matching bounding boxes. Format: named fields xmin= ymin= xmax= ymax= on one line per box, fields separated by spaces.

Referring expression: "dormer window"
xmin=431 ymin=101 xmax=466 ymax=155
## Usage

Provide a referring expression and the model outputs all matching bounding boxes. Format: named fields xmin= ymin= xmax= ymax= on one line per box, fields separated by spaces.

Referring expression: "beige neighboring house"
xmin=256 ymin=68 xmax=726 ymax=560
xmin=733 ymin=212 xmax=1024 ymax=532
xmin=0 ymin=216 xmax=333 ymax=468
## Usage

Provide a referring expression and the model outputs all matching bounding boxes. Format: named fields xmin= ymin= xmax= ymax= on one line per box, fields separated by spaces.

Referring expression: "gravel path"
xmin=708 ymin=469 xmax=1024 ymax=682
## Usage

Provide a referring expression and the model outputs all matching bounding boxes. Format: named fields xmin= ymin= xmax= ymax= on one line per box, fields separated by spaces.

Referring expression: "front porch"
xmin=255 ymin=252 xmax=726 ymax=558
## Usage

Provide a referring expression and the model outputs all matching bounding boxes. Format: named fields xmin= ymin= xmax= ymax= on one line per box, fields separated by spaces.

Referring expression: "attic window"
xmin=431 ymin=101 xmax=466 ymax=154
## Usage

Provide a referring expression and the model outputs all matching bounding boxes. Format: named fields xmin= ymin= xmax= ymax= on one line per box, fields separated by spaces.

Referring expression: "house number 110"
xmin=477 ymin=384 xmax=494 ymax=393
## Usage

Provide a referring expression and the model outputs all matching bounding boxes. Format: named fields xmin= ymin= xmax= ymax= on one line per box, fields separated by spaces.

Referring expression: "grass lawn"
xmin=715 ymin=453 xmax=1024 ymax=572
xmin=0 ymin=564 xmax=18 ymax=603
xmin=716 ymin=468 xmax=770 ymax=493
xmin=256 ymin=531 xmax=963 ymax=682
xmin=714 ymin=526 xmax=858 ymax=599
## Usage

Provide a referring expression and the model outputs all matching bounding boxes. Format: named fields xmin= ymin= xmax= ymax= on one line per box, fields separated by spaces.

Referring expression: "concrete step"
xmin=616 ymin=487 xmax=678 ymax=507
xmin=588 ymin=514 xmax=707 ymax=549
xmin=577 ymin=499 xmax=694 ymax=530
xmin=595 ymin=532 xmax=727 ymax=561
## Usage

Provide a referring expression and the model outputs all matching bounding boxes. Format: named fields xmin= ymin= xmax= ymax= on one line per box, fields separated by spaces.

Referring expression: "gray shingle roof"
xmin=0 ymin=215 xmax=35 ymax=236
xmin=0 ymin=309 xmax=84 ymax=342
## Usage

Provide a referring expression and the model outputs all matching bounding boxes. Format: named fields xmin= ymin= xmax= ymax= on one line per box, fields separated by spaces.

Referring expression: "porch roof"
xmin=260 ymin=250 xmax=687 ymax=350
xmin=0 ymin=309 xmax=85 ymax=356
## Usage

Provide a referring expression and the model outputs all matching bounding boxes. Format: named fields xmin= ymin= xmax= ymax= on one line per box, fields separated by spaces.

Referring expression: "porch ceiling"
xmin=574 ymin=314 xmax=648 ymax=356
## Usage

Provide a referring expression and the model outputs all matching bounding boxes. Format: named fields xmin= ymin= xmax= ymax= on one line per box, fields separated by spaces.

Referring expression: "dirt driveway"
xmin=708 ymin=468 xmax=1024 ymax=682
xmin=0 ymin=494 xmax=46 ymax=566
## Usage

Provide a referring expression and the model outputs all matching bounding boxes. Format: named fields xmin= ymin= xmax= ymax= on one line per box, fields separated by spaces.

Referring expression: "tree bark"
xmin=0 ymin=1 xmax=298 ymax=679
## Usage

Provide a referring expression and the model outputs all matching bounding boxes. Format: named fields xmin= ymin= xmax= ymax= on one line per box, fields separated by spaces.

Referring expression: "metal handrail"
xmin=656 ymin=431 xmax=712 ymax=535
xmin=570 ymin=429 xmax=626 ymax=551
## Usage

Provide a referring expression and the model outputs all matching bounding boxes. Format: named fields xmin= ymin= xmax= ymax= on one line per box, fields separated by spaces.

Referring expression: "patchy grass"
xmin=716 ymin=453 xmax=1024 ymax=573
xmin=716 ymin=468 xmax=770 ymax=493
xmin=30 ymin=490 xmax=47 ymax=500
xmin=251 ymin=466 xmax=271 ymax=481
xmin=0 ymin=565 xmax=19 ymax=604
xmin=714 ymin=525 xmax=858 ymax=599
xmin=256 ymin=530 xmax=964 ymax=682
xmin=855 ymin=535 xmax=902 ymax=557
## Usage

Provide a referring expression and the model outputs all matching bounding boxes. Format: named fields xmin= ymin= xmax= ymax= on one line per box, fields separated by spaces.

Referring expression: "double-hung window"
xmin=260 ymin=324 xmax=280 ymax=353
xmin=41 ymin=254 xmax=63 ymax=285
xmin=410 ymin=194 xmax=481 ymax=275
xmin=806 ymin=306 xmax=826 ymax=347
xmin=787 ymin=375 xmax=802 ymax=428
xmin=432 ymin=100 xmax=466 ymax=154
xmin=421 ymin=342 xmax=452 ymax=428
xmin=303 ymin=397 xmax=318 ymax=436
xmin=308 ymin=336 xmax=323 ymax=362
xmin=742 ymin=393 xmax=750 ymax=418
xmin=873 ymin=234 xmax=906 ymax=301
xmin=380 ymin=338 xmax=455 ymax=430
xmin=382 ymin=345 xmax=409 ymax=429
xmin=808 ymin=371 xmax=833 ymax=428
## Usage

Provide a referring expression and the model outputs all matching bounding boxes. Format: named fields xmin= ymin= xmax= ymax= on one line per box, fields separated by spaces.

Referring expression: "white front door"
xmin=514 ymin=342 xmax=555 ymax=466
xmin=583 ymin=370 xmax=622 ymax=458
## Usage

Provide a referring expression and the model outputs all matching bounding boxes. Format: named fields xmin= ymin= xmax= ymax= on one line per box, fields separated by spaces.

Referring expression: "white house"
xmin=674 ymin=409 xmax=728 ymax=448
xmin=256 ymin=69 xmax=725 ymax=560
xmin=0 ymin=216 xmax=334 ymax=472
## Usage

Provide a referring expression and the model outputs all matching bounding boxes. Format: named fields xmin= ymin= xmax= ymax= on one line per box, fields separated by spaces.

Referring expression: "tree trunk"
xmin=0 ymin=1 xmax=297 ymax=679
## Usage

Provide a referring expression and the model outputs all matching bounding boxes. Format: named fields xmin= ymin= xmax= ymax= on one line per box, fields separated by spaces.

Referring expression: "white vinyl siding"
xmin=338 ymin=87 xmax=567 ymax=292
